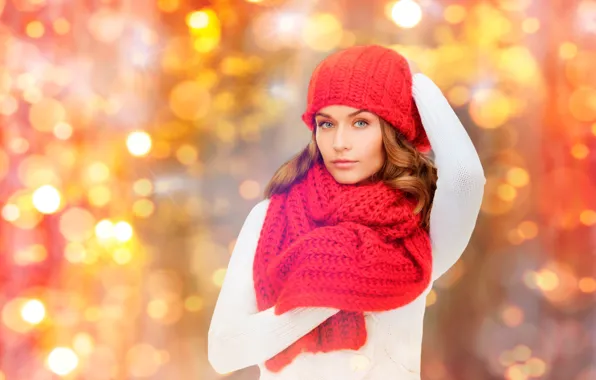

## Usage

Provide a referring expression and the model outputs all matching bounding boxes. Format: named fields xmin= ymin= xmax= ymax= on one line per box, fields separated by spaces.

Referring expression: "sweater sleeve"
xmin=412 ymin=73 xmax=486 ymax=281
xmin=207 ymin=199 xmax=340 ymax=374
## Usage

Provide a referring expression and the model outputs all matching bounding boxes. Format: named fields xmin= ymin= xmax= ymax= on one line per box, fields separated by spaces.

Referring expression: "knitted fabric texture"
xmin=253 ymin=159 xmax=433 ymax=372
xmin=302 ymin=45 xmax=431 ymax=153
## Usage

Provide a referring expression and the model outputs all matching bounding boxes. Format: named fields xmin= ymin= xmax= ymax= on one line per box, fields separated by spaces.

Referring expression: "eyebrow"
xmin=314 ymin=109 xmax=371 ymax=119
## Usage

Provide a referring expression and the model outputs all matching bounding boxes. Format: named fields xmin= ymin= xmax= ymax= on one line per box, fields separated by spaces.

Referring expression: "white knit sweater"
xmin=208 ymin=74 xmax=486 ymax=380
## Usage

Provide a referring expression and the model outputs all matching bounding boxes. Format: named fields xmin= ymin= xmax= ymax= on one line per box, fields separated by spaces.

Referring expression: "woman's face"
xmin=314 ymin=105 xmax=385 ymax=185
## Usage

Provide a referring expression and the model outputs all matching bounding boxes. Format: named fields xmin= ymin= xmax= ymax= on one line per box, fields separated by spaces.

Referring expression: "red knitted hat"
xmin=302 ymin=45 xmax=431 ymax=153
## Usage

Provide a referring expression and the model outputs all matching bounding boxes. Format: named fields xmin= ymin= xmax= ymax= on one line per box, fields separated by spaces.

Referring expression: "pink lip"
xmin=332 ymin=160 xmax=357 ymax=169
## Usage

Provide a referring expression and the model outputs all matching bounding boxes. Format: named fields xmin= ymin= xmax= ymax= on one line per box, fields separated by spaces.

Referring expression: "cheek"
xmin=362 ymin=131 xmax=384 ymax=159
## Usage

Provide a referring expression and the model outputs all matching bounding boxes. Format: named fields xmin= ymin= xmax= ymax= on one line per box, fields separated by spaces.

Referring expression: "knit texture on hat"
xmin=302 ymin=45 xmax=431 ymax=153
xmin=253 ymin=159 xmax=433 ymax=372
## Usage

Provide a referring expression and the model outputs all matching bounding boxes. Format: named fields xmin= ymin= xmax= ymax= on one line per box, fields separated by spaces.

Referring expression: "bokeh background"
xmin=1 ymin=0 xmax=595 ymax=379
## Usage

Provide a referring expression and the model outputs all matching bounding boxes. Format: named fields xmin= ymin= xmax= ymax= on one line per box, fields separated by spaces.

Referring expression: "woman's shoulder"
xmin=243 ymin=198 xmax=271 ymax=227
xmin=250 ymin=198 xmax=271 ymax=215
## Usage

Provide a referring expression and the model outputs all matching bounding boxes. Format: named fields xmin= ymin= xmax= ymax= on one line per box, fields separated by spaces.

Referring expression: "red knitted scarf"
xmin=253 ymin=159 xmax=432 ymax=372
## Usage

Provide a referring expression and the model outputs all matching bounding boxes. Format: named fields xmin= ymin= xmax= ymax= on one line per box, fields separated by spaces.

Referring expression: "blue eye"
xmin=354 ymin=120 xmax=369 ymax=128
xmin=317 ymin=121 xmax=333 ymax=128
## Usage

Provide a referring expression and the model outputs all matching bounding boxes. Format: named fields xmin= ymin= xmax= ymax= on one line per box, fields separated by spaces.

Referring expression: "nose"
xmin=332 ymin=126 xmax=351 ymax=152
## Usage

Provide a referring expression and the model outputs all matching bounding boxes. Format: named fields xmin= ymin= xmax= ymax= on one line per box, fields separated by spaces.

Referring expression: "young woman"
xmin=208 ymin=45 xmax=486 ymax=380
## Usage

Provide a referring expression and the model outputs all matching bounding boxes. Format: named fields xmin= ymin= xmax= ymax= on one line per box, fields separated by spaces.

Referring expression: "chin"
xmin=328 ymin=170 xmax=365 ymax=185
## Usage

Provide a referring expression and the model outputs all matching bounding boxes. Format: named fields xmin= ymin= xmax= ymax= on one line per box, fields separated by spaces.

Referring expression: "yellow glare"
xmin=390 ymin=0 xmax=422 ymax=29
xmin=47 ymin=347 xmax=79 ymax=376
xmin=127 ymin=131 xmax=152 ymax=157
xmin=32 ymin=185 xmax=61 ymax=214
xmin=21 ymin=299 xmax=46 ymax=325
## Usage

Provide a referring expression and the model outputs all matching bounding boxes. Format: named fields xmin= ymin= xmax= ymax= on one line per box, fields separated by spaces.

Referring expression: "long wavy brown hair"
xmin=263 ymin=119 xmax=438 ymax=230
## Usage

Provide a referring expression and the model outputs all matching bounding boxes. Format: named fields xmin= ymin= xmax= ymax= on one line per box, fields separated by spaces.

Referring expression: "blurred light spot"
xmin=29 ymin=97 xmax=65 ymax=132
xmin=148 ymin=299 xmax=168 ymax=319
xmin=133 ymin=199 xmax=155 ymax=218
xmin=152 ymin=140 xmax=172 ymax=159
xmin=84 ymin=307 xmax=101 ymax=322
xmin=526 ymin=357 xmax=547 ymax=377
xmin=571 ymin=143 xmax=589 ymax=159
xmin=444 ymin=5 xmax=466 ymax=24
xmin=126 ymin=344 xmax=161 ymax=377
xmin=8 ymin=190 xmax=42 ymax=229
xmin=47 ymin=347 xmax=79 ymax=376
xmin=53 ymin=122 xmax=73 ymax=140
xmin=176 ymin=144 xmax=198 ymax=165
xmin=580 ymin=209 xmax=596 ymax=226
xmin=184 ymin=295 xmax=204 ymax=312
xmin=497 ymin=0 xmax=531 ymax=11
xmin=512 ymin=344 xmax=531 ymax=361
xmin=186 ymin=11 xmax=209 ymax=29
xmin=390 ymin=0 xmax=422 ymax=28
xmin=158 ymin=0 xmax=179 ymax=12
xmin=53 ymin=18 xmax=70 ymax=35
xmin=499 ymin=350 xmax=515 ymax=367
xmin=64 ymin=242 xmax=87 ymax=263
xmin=127 ymin=131 xmax=152 ymax=157
xmin=3 ymin=298 xmax=34 ymax=333
xmin=86 ymin=162 xmax=110 ymax=183
xmin=88 ymin=8 xmax=125 ymax=43
xmin=0 ymin=150 xmax=7 ymax=182
xmin=8 ymin=137 xmax=29 ymax=154
xmin=169 ymin=81 xmax=211 ymax=121
xmin=2 ymin=204 xmax=20 ymax=222
xmin=523 ymin=270 xmax=538 ymax=289
xmin=113 ymin=248 xmax=133 ymax=265
xmin=73 ymin=333 xmax=95 ymax=357
xmin=239 ymin=180 xmax=261 ymax=200
xmin=559 ymin=42 xmax=577 ymax=60
xmin=505 ymin=364 xmax=526 ymax=380
xmin=212 ymin=268 xmax=227 ymax=287
xmin=23 ymin=87 xmax=42 ymax=104
xmin=95 ymin=219 xmax=114 ymax=240
xmin=189 ymin=8 xmax=221 ymax=53
xmin=507 ymin=229 xmax=524 ymax=245
xmin=133 ymin=179 xmax=153 ymax=196
xmin=26 ymin=21 xmax=45 ymax=38
xmin=0 ymin=95 xmax=18 ymax=116
xmin=497 ymin=183 xmax=517 ymax=201
xmin=522 ymin=18 xmax=540 ymax=33
xmin=88 ymin=185 xmax=111 ymax=207
xmin=251 ymin=11 xmax=303 ymax=51
xmin=32 ymin=185 xmax=61 ymax=214
xmin=578 ymin=277 xmax=596 ymax=293
xmin=215 ymin=120 xmax=237 ymax=143
xmin=470 ymin=89 xmax=511 ymax=129
xmin=19 ymin=155 xmax=61 ymax=189
xmin=220 ymin=56 xmax=251 ymax=77
xmin=21 ymin=299 xmax=45 ymax=325
xmin=506 ymin=167 xmax=529 ymax=187
xmin=425 ymin=289 xmax=437 ymax=306
xmin=536 ymin=269 xmax=559 ymax=291
xmin=302 ymin=13 xmax=343 ymax=51
xmin=518 ymin=221 xmax=538 ymax=239
xmin=569 ymin=87 xmax=596 ymax=122
xmin=447 ymin=86 xmax=470 ymax=106
xmin=114 ymin=221 xmax=133 ymax=242
xmin=159 ymin=350 xmax=171 ymax=365
xmin=14 ymin=244 xmax=47 ymax=265
xmin=501 ymin=305 xmax=524 ymax=327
